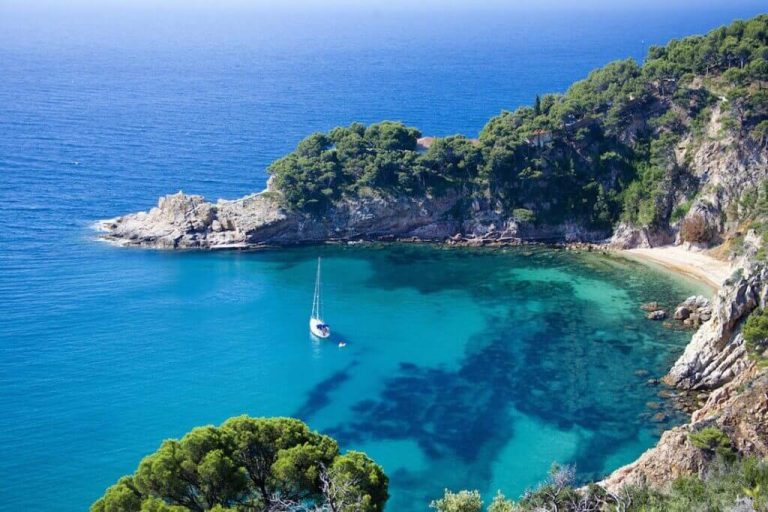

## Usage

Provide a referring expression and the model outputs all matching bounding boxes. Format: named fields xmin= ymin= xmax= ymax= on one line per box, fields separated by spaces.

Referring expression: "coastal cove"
xmin=3 ymin=3 xmax=768 ymax=511
xmin=1 ymin=242 xmax=709 ymax=511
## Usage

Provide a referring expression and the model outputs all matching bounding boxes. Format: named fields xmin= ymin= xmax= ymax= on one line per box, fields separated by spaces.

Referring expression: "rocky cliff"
xmin=98 ymin=187 xmax=610 ymax=249
xmin=98 ymin=188 xmax=461 ymax=249
xmin=609 ymin=105 xmax=768 ymax=250
xmin=100 ymin=100 xmax=766 ymax=252
xmin=601 ymin=364 xmax=768 ymax=492
xmin=665 ymin=262 xmax=768 ymax=390
xmin=600 ymin=261 xmax=768 ymax=491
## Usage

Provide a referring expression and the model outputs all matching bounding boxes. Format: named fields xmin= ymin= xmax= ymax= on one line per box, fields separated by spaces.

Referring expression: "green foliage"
xmin=742 ymin=308 xmax=768 ymax=365
xmin=753 ymin=120 xmax=768 ymax=146
xmin=689 ymin=427 xmax=736 ymax=461
xmin=363 ymin=121 xmax=421 ymax=151
xmin=91 ymin=416 xmax=388 ymax=512
xmin=430 ymin=490 xmax=483 ymax=512
xmin=512 ymin=208 xmax=536 ymax=224
xmin=743 ymin=308 xmax=768 ymax=345
xmin=328 ymin=451 xmax=390 ymax=512
xmin=486 ymin=492 xmax=516 ymax=512
xmin=670 ymin=199 xmax=693 ymax=222
xmin=439 ymin=457 xmax=768 ymax=512
xmin=266 ymin=14 xmax=768 ymax=233
xmin=269 ymin=122 xmax=481 ymax=212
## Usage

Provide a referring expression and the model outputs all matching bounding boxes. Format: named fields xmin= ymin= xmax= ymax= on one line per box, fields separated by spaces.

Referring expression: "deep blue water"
xmin=0 ymin=3 xmax=763 ymax=511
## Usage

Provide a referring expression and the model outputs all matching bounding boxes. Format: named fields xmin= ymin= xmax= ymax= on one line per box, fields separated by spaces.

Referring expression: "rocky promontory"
xmin=601 ymin=364 xmax=768 ymax=492
xmin=98 ymin=186 xmax=609 ymax=249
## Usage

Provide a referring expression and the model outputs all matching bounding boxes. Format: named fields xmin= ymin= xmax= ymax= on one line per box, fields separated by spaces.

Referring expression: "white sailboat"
xmin=309 ymin=257 xmax=331 ymax=339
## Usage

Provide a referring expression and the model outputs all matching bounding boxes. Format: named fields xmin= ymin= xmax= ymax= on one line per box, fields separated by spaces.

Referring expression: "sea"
xmin=0 ymin=2 xmax=763 ymax=510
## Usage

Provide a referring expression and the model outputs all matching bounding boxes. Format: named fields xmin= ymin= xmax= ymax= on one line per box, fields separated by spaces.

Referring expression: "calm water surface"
xmin=0 ymin=2 xmax=760 ymax=510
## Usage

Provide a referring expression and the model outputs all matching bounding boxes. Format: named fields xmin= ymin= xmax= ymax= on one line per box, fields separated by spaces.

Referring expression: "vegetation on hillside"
xmin=742 ymin=307 xmax=768 ymax=365
xmin=268 ymin=15 xmax=768 ymax=234
xmin=91 ymin=417 xmax=388 ymax=512
xmin=431 ymin=457 xmax=768 ymax=512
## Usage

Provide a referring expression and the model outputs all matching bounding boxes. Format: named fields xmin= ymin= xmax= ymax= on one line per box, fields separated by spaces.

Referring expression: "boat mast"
xmin=312 ymin=257 xmax=322 ymax=320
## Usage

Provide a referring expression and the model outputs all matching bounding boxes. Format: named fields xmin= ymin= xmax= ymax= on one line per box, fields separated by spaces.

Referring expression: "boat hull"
xmin=309 ymin=317 xmax=330 ymax=339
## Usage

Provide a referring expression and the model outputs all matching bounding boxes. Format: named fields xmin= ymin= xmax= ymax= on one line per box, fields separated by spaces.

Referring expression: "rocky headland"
xmin=96 ymin=14 xmax=768 ymax=500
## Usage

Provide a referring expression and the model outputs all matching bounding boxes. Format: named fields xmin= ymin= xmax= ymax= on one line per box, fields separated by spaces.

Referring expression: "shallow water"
xmin=1 ymin=241 xmax=709 ymax=510
xmin=0 ymin=2 xmax=759 ymax=510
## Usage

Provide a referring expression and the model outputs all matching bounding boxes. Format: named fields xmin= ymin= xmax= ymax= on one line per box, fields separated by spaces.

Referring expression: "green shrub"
xmin=689 ymin=427 xmax=736 ymax=461
xmin=670 ymin=200 xmax=693 ymax=223
xmin=743 ymin=308 xmax=768 ymax=365
xmin=91 ymin=416 xmax=388 ymax=512
xmin=512 ymin=208 xmax=536 ymax=224
xmin=431 ymin=457 xmax=768 ymax=511
xmin=743 ymin=308 xmax=768 ymax=345
xmin=430 ymin=490 xmax=483 ymax=512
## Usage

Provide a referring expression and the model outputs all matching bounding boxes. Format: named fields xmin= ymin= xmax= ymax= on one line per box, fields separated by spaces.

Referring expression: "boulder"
xmin=673 ymin=295 xmax=713 ymax=328
xmin=647 ymin=310 xmax=667 ymax=321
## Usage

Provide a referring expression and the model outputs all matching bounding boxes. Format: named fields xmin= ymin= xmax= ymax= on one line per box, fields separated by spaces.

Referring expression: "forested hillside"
xmin=268 ymin=14 xmax=768 ymax=239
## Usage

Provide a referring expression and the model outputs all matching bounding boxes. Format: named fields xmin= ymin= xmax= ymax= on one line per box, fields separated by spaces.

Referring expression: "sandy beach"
xmin=620 ymin=245 xmax=734 ymax=290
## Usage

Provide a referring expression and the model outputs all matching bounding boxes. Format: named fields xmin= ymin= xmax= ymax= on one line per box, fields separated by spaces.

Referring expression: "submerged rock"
xmin=646 ymin=310 xmax=667 ymax=321
xmin=641 ymin=301 xmax=662 ymax=311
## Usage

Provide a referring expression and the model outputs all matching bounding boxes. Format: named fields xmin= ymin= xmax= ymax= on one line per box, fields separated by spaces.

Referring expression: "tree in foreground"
xmin=91 ymin=416 xmax=388 ymax=512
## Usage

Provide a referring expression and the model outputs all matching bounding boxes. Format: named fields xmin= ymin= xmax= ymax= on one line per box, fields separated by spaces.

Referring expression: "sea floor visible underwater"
xmin=1 ymin=3 xmax=759 ymax=510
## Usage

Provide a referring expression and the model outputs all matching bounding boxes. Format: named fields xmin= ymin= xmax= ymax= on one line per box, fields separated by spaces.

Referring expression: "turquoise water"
xmin=0 ymin=2 xmax=759 ymax=511
xmin=2 ymin=242 xmax=708 ymax=510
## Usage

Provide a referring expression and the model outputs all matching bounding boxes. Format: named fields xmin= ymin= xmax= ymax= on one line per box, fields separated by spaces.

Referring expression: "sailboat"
xmin=309 ymin=257 xmax=331 ymax=339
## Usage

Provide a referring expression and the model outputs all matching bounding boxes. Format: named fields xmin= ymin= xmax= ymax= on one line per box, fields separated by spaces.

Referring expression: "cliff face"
xmin=610 ymin=105 xmax=768 ymax=249
xmin=98 ymin=188 xmax=612 ymax=249
xmin=599 ymin=261 xmax=768 ymax=491
xmin=665 ymin=262 xmax=768 ymax=390
xmin=601 ymin=364 xmax=768 ymax=492
xmin=99 ymin=102 xmax=766 ymax=251
xmin=99 ymin=189 xmax=461 ymax=249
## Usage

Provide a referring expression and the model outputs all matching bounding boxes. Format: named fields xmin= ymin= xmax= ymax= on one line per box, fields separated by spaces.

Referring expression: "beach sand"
xmin=619 ymin=245 xmax=733 ymax=290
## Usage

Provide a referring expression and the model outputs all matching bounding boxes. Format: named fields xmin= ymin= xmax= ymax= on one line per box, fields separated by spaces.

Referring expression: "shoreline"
xmin=94 ymin=222 xmax=731 ymax=291
xmin=616 ymin=245 xmax=732 ymax=292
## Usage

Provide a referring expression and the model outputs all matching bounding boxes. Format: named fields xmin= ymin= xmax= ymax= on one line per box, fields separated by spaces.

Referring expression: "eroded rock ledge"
xmin=97 ymin=188 xmax=609 ymax=249
xmin=602 ymin=261 xmax=768 ymax=491
xmin=601 ymin=365 xmax=768 ymax=492
xmin=665 ymin=263 xmax=768 ymax=390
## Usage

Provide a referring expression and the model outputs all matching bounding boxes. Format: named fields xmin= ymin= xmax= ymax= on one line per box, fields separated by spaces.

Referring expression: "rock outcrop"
xmin=601 ymin=365 xmax=768 ymax=492
xmin=673 ymin=295 xmax=712 ymax=327
xmin=602 ymin=261 xmax=768 ymax=492
xmin=98 ymin=187 xmax=611 ymax=249
xmin=99 ymin=189 xmax=464 ymax=249
xmin=665 ymin=263 xmax=768 ymax=390
xmin=608 ymin=223 xmax=675 ymax=249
